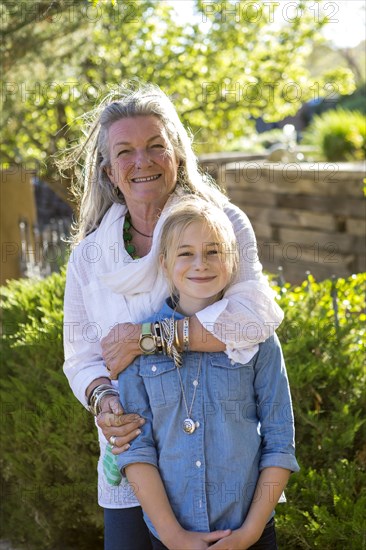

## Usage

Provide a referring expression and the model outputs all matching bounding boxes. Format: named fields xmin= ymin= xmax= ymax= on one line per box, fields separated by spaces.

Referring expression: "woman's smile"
xmin=106 ymin=116 xmax=179 ymax=209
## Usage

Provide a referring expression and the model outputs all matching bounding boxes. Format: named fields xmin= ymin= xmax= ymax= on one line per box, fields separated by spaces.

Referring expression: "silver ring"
xmin=109 ymin=435 xmax=117 ymax=446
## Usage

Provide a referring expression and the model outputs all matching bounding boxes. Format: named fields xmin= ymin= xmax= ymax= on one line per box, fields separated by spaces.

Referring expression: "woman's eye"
xmin=207 ymin=249 xmax=219 ymax=255
xmin=117 ymin=150 xmax=130 ymax=156
xmin=177 ymin=251 xmax=192 ymax=257
xmin=151 ymin=143 xmax=164 ymax=149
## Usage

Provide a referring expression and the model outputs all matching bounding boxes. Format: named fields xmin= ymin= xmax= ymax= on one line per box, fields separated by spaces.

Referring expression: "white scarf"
xmin=95 ymin=191 xmax=181 ymax=296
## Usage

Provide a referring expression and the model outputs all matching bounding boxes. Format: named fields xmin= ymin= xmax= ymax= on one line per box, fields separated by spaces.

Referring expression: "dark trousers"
xmin=104 ymin=506 xmax=153 ymax=550
xmin=149 ymin=518 xmax=278 ymax=550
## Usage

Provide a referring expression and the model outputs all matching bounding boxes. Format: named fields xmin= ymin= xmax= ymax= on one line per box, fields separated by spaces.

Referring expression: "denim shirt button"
xmin=195 ymin=460 xmax=202 ymax=468
xmin=151 ymin=365 xmax=157 ymax=372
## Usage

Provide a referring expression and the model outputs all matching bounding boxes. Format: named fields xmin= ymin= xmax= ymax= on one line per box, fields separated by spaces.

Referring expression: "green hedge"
xmin=1 ymin=271 xmax=365 ymax=549
xmin=0 ymin=271 xmax=103 ymax=549
xmin=272 ymin=274 xmax=366 ymax=548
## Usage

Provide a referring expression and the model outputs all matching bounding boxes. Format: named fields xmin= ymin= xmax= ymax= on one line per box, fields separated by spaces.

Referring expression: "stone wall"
xmin=211 ymin=159 xmax=365 ymax=283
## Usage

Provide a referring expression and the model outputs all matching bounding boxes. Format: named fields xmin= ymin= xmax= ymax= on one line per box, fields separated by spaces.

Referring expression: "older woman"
xmin=62 ymin=82 xmax=283 ymax=550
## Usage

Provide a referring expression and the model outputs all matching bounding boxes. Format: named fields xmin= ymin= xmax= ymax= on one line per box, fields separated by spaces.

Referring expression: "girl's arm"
xmin=209 ymin=467 xmax=290 ymax=549
xmin=117 ymin=360 xmax=230 ymax=549
xmin=211 ymin=334 xmax=300 ymax=549
xmin=125 ymin=463 xmax=230 ymax=550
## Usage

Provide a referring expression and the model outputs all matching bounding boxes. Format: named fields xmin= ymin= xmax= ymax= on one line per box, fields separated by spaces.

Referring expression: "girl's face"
xmin=165 ymin=221 xmax=232 ymax=316
xmin=105 ymin=115 xmax=179 ymax=210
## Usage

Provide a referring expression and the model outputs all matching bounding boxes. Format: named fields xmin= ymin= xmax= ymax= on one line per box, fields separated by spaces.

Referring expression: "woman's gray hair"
xmin=59 ymin=81 xmax=225 ymax=245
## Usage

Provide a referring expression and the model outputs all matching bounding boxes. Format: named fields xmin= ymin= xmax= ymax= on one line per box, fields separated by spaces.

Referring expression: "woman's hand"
xmin=101 ymin=322 xmax=141 ymax=379
xmin=96 ymin=395 xmax=145 ymax=455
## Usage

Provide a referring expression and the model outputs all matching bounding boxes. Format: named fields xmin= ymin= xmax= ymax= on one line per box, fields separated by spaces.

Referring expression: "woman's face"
xmin=106 ymin=115 xmax=179 ymax=210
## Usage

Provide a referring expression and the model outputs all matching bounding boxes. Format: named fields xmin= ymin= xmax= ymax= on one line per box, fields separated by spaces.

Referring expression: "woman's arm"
xmin=63 ymin=255 xmax=143 ymax=445
xmin=194 ymin=202 xmax=283 ymax=352
xmin=101 ymin=317 xmax=225 ymax=379
xmin=102 ymin=202 xmax=283 ymax=378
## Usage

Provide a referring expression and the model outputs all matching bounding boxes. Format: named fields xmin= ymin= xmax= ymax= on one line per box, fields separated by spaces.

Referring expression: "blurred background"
xmin=1 ymin=0 xmax=365 ymax=284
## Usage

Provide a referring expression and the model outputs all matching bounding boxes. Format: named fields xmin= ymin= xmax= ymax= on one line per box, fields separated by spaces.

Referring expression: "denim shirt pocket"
xmin=140 ymin=357 xmax=181 ymax=408
xmin=208 ymin=352 xmax=256 ymax=402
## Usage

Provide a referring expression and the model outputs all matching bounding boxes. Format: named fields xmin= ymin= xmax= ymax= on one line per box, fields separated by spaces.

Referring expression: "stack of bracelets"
xmin=152 ymin=316 xmax=190 ymax=368
xmin=88 ymin=317 xmax=190 ymax=415
xmin=88 ymin=384 xmax=119 ymax=416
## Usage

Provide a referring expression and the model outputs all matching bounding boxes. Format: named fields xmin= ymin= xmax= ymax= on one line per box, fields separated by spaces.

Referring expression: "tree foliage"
xmin=1 ymin=0 xmax=356 ymax=203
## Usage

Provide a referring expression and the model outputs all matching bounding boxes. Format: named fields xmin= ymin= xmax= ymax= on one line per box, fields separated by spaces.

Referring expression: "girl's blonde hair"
xmin=159 ymin=197 xmax=238 ymax=299
xmin=58 ymin=81 xmax=226 ymax=246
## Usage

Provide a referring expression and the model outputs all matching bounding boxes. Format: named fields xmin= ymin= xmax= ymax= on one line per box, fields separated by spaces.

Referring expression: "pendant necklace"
xmin=176 ymin=355 xmax=202 ymax=435
xmin=171 ymin=307 xmax=201 ymax=434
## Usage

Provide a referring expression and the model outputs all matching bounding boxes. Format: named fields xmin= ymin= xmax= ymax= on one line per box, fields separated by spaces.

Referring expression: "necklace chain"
xmin=172 ymin=308 xmax=201 ymax=433
xmin=175 ymin=356 xmax=202 ymax=420
xmin=129 ymin=216 xmax=153 ymax=238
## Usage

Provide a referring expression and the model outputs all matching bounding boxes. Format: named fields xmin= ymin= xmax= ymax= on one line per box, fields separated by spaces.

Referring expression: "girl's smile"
xmin=165 ymin=221 xmax=232 ymax=316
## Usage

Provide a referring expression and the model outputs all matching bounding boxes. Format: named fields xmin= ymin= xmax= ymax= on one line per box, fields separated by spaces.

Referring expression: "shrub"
xmin=302 ymin=108 xmax=366 ymax=161
xmin=0 ymin=271 xmax=103 ymax=549
xmin=1 ymin=271 xmax=365 ymax=548
xmin=273 ymin=273 xmax=366 ymax=548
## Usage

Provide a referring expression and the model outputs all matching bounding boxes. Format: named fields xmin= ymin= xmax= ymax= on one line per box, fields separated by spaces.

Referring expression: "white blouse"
xmin=63 ymin=191 xmax=284 ymax=508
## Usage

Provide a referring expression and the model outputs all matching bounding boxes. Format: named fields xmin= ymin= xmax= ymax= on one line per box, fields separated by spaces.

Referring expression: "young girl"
xmin=116 ymin=198 xmax=299 ymax=550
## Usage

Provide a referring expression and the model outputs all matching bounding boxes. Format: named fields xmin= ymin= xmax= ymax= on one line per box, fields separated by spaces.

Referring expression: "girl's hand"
xmin=101 ymin=322 xmax=141 ymax=379
xmin=163 ymin=528 xmax=231 ymax=550
xmin=96 ymin=395 xmax=145 ymax=455
xmin=209 ymin=527 xmax=259 ymax=549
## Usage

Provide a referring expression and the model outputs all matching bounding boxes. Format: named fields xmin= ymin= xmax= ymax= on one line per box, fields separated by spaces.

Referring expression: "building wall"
xmin=0 ymin=167 xmax=37 ymax=284
xmin=214 ymin=159 xmax=365 ymax=283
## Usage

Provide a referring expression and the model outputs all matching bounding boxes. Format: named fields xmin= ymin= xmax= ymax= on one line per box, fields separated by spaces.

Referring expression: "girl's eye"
xmin=177 ymin=251 xmax=192 ymax=257
xmin=207 ymin=249 xmax=219 ymax=255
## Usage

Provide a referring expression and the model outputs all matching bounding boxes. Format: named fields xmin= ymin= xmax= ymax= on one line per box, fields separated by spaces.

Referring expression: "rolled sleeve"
xmin=259 ymin=452 xmax=300 ymax=473
xmin=254 ymin=334 xmax=300 ymax=473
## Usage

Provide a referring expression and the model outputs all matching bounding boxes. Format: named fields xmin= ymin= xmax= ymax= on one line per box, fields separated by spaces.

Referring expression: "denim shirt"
xmin=117 ymin=300 xmax=299 ymax=539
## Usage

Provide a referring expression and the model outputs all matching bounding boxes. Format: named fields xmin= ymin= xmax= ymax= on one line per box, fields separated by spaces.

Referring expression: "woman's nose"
xmin=135 ymin=149 xmax=152 ymax=169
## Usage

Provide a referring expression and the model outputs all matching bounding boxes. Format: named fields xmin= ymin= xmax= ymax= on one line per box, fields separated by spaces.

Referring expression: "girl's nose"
xmin=194 ymin=254 xmax=208 ymax=269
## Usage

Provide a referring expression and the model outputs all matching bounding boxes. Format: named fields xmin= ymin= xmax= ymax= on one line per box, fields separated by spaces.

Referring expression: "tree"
xmin=1 ymin=0 xmax=356 ymax=205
